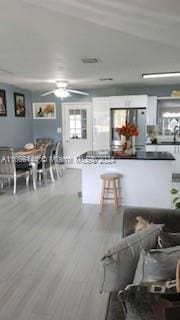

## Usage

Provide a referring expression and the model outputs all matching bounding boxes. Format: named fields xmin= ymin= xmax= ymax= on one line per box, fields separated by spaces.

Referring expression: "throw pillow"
xmin=133 ymin=245 xmax=180 ymax=284
xmin=101 ymin=224 xmax=164 ymax=292
xmin=157 ymin=231 xmax=180 ymax=249
xmin=135 ymin=216 xmax=153 ymax=232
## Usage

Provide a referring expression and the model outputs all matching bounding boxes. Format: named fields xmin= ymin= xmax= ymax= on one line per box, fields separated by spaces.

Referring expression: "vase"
xmin=122 ymin=138 xmax=134 ymax=155
xmin=132 ymin=136 xmax=136 ymax=155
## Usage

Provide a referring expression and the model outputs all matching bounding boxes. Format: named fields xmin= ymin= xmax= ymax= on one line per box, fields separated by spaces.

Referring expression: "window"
xmin=69 ymin=109 xmax=87 ymax=139
xmin=158 ymin=100 xmax=180 ymax=136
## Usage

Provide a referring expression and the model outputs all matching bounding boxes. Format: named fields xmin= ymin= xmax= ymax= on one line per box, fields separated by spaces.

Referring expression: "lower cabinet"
xmin=146 ymin=144 xmax=180 ymax=174
xmin=146 ymin=145 xmax=157 ymax=152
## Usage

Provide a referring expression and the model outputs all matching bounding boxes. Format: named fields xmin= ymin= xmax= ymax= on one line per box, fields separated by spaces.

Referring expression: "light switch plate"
xmin=57 ymin=127 xmax=62 ymax=133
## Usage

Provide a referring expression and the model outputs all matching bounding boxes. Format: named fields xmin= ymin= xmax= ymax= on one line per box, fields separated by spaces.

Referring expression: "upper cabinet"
xmin=146 ymin=96 xmax=157 ymax=126
xmin=92 ymin=97 xmax=111 ymax=150
xmin=110 ymin=95 xmax=148 ymax=109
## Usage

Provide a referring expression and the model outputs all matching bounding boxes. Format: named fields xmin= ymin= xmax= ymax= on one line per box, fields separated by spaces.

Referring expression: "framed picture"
xmin=0 ymin=90 xmax=7 ymax=116
xmin=14 ymin=93 xmax=25 ymax=117
xmin=32 ymin=103 xmax=56 ymax=119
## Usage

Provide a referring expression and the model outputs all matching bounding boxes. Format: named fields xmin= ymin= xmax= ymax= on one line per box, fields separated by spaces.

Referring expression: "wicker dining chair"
xmin=0 ymin=147 xmax=31 ymax=194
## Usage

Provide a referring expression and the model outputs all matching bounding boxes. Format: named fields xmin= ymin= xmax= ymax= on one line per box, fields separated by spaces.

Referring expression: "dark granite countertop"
xmin=79 ymin=151 xmax=175 ymax=161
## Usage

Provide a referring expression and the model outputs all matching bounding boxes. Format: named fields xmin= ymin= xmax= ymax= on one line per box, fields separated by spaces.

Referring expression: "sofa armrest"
xmin=123 ymin=207 xmax=180 ymax=238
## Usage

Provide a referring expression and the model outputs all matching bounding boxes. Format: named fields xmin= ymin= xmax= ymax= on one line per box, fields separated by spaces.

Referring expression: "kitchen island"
xmin=79 ymin=151 xmax=175 ymax=208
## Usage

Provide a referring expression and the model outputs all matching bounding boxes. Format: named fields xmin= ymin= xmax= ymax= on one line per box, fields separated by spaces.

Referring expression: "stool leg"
xmin=100 ymin=179 xmax=106 ymax=210
xmin=107 ymin=179 xmax=110 ymax=199
xmin=113 ymin=180 xmax=119 ymax=208
xmin=116 ymin=178 xmax=120 ymax=207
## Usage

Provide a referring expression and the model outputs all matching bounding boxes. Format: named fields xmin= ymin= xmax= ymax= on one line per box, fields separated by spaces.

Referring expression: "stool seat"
xmin=100 ymin=172 xmax=121 ymax=210
xmin=100 ymin=173 xmax=120 ymax=180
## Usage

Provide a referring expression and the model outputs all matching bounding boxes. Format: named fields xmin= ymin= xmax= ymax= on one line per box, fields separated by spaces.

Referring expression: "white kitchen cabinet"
xmin=171 ymin=145 xmax=180 ymax=174
xmin=156 ymin=145 xmax=174 ymax=153
xmin=110 ymin=96 xmax=127 ymax=108
xmin=92 ymin=97 xmax=111 ymax=150
xmin=110 ymin=95 xmax=148 ymax=109
xmin=146 ymin=145 xmax=157 ymax=152
xmin=129 ymin=95 xmax=148 ymax=108
xmin=146 ymin=96 xmax=157 ymax=125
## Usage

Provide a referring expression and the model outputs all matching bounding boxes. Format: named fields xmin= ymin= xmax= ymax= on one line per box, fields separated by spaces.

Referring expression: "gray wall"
xmin=32 ymin=84 xmax=180 ymax=143
xmin=0 ymin=83 xmax=33 ymax=149
xmin=31 ymin=93 xmax=63 ymax=143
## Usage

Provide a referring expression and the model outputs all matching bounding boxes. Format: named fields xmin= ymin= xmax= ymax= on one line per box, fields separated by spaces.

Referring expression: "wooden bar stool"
xmin=100 ymin=172 xmax=120 ymax=210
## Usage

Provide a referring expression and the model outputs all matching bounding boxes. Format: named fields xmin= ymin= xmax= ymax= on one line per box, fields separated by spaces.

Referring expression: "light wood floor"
xmin=0 ymin=169 xmax=123 ymax=320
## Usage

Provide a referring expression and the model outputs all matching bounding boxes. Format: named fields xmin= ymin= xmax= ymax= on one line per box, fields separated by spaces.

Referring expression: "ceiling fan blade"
xmin=68 ymin=89 xmax=89 ymax=96
xmin=41 ymin=90 xmax=55 ymax=96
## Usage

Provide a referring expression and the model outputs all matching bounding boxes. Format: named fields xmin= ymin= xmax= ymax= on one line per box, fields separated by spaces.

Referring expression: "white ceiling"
xmin=1 ymin=0 xmax=180 ymax=91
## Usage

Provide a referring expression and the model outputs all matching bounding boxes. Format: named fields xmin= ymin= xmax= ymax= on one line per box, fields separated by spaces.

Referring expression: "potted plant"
xmin=171 ymin=188 xmax=180 ymax=209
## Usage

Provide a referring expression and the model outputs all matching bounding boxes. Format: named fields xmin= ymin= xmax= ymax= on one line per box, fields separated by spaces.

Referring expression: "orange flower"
xmin=116 ymin=123 xmax=139 ymax=139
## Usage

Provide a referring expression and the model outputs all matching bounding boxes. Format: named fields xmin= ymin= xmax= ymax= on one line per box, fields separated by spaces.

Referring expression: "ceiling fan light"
xmin=56 ymin=81 xmax=68 ymax=88
xmin=54 ymin=89 xmax=70 ymax=99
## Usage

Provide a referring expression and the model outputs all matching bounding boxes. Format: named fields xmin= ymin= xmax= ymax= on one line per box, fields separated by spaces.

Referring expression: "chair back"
xmin=42 ymin=143 xmax=55 ymax=169
xmin=0 ymin=147 xmax=15 ymax=175
xmin=55 ymin=141 xmax=63 ymax=159
xmin=35 ymin=138 xmax=53 ymax=150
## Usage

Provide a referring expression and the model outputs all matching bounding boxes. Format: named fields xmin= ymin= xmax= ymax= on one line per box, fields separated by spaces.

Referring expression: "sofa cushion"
xmin=118 ymin=285 xmax=156 ymax=320
xmin=157 ymin=231 xmax=180 ymax=249
xmin=134 ymin=245 xmax=180 ymax=284
xmin=101 ymin=224 xmax=164 ymax=292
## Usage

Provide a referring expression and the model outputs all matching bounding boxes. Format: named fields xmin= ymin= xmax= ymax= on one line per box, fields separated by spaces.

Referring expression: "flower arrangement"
xmin=116 ymin=122 xmax=139 ymax=140
xmin=43 ymin=104 xmax=54 ymax=113
xmin=115 ymin=123 xmax=139 ymax=155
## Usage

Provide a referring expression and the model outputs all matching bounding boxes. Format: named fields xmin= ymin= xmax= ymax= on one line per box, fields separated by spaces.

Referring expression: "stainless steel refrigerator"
xmin=111 ymin=108 xmax=146 ymax=150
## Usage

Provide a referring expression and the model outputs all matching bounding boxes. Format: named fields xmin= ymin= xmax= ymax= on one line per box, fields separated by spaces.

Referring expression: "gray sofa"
xmin=122 ymin=207 xmax=180 ymax=237
xmin=104 ymin=207 xmax=180 ymax=320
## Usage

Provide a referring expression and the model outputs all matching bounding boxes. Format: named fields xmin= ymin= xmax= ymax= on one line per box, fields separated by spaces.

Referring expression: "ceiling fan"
xmin=41 ymin=81 xmax=89 ymax=99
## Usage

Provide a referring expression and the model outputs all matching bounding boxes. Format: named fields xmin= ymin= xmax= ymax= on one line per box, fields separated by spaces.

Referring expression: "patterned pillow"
xmin=135 ymin=216 xmax=153 ymax=232
xmin=133 ymin=246 xmax=180 ymax=284
xmin=157 ymin=231 xmax=180 ymax=248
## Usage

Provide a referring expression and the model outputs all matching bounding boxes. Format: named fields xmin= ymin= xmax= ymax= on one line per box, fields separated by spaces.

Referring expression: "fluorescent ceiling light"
xmin=0 ymin=68 xmax=12 ymax=74
xmin=163 ymin=112 xmax=180 ymax=118
xmin=56 ymin=81 xmax=68 ymax=88
xmin=54 ymin=89 xmax=70 ymax=99
xmin=142 ymin=72 xmax=180 ymax=79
